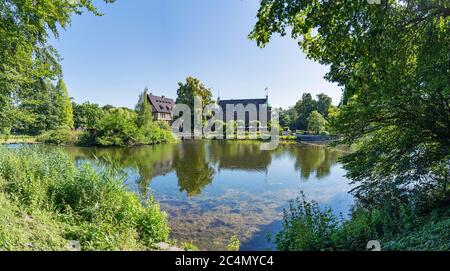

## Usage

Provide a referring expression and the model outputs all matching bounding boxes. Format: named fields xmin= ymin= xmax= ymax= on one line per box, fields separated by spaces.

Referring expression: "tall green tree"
xmin=73 ymin=102 xmax=104 ymax=130
xmin=17 ymin=79 xmax=61 ymax=134
xmin=316 ymin=94 xmax=333 ymax=118
xmin=55 ymin=79 xmax=74 ymax=129
xmin=293 ymin=93 xmax=317 ymax=131
xmin=136 ymin=87 xmax=153 ymax=128
xmin=0 ymin=0 xmax=114 ymax=133
xmin=250 ymin=0 xmax=450 ymax=205
xmin=175 ymin=77 xmax=213 ymax=132
xmin=176 ymin=77 xmax=213 ymax=110
xmin=279 ymin=108 xmax=292 ymax=128
xmin=307 ymin=111 xmax=327 ymax=135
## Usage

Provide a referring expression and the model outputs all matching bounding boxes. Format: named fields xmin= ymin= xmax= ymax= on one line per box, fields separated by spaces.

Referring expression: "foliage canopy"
xmin=251 ymin=0 xmax=450 ymax=205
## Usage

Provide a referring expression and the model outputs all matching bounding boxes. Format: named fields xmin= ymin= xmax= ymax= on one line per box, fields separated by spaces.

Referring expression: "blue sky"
xmin=51 ymin=0 xmax=341 ymax=109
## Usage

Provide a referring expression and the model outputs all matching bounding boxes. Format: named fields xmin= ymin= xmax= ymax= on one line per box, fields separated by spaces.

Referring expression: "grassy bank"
xmin=274 ymin=193 xmax=449 ymax=251
xmin=0 ymin=135 xmax=38 ymax=145
xmin=0 ymin=147 xmax=170 ymax=251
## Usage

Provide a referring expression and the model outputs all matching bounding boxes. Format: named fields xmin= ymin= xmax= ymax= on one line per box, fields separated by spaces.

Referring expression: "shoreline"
xmin=0 ymin=137 xmax=39 ymax=145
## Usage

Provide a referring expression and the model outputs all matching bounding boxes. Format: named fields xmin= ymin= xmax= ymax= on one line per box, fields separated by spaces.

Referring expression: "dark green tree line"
xmin=13 ymin=78 xmax=73 ymax=135
xmin=280 ymin=93 xmax=334 ymax=132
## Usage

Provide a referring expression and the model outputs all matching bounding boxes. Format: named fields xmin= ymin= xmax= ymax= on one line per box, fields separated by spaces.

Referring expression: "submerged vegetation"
xmin=0 ymin=147 xmax=170 ymax=251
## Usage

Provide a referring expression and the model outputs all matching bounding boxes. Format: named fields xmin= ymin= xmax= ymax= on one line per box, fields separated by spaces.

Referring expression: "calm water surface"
xmin=57 ymin=141 xmax=353 ymax=250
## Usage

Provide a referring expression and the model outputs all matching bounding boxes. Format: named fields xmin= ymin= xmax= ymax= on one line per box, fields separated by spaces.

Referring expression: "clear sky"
xmin=51 ymin=0 xmax=342 ymax=109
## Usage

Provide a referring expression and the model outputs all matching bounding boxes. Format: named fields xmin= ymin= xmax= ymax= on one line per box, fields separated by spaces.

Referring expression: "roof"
xmin=147 ymin=93 xmax=175 ymax=113
xmin=218 ymin=98 xmax=268 ymax=108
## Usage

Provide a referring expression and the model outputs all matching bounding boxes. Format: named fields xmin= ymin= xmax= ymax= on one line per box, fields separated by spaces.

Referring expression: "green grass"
xmin=384 ymin=209 xmax=450 ymax=251
xmin=280 ymin=135 xmax=298 ymax=141
xmin=0 ymin=193 xmax=68 ymax=250
xmin=0 ymin=146 xmax=170 ymax=251
xmin=0 ymin=135 xmax=37 ymax=144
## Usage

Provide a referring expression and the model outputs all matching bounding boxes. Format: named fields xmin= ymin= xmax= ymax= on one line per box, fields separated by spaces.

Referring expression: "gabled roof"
xmin=147 ymin=93 xmax=175 ymax=113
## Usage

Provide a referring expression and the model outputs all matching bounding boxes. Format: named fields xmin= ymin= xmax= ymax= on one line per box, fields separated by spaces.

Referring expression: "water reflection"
xmin=173 ymin=142 xmax=215 ymax=197
xmin=64 ymin=142 xmax=342 ymax=197
xmin=209 ymin=141 xmax=272 ymax=173
xmin=58 ymin=141 xmax=352 ymax=250
xmin=290 ymin=145 xmax=342 ymax=180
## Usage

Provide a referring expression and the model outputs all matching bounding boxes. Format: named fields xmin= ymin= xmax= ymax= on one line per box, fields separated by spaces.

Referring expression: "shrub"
xmin=0 ymin=147 xmax=170 ymax=250
xmin=136 ymin=122 xmax=177 ymax=145
xmin=37 ymin=127 xmax=81 ymax=145
xmin=280 ymin=135 xmax=297 ymax=141
xmin=136 ymin=197 xmax=170 ymax=246
xmin=385 ymin=211 xmax=450 ymax=251
xmin=93 ymin=109 xmax=176 ymax=147
xmin=275 ymin=192 xmax=449 ymax=251
xmin=95 ymin=109 xmax=139 ymax=146
xmin=274 ymin=193 xmax=339 ymax=251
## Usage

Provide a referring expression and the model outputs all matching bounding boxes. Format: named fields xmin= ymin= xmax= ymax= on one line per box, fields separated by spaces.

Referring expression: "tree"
xmin=0 ymin=0 xmax=114 ymax=133
xmin=281 ymin=93 xmax=333 ymax=131
xmin=293 ymin=93 xmax=317 ymax=131
xmin=73 ymin=102 xmax=104 ymax=130
xmin=250 ymin=0 xmax=450 ymax=205
xmin=16 ymin=79 xmax=62 ymax=134
xmin=316 ymin=94 xmax=333 ymax=118
xmin=176 ymin=77 xmax=213 ymax=110
xmin=279 ymin=108 xmax=291 ymax=129
xmin=136 ymin=87 xmax=153 ymax=128
xmin=55 ymin=79 xmax=74 ymax=129
xmin=175 ymin=77 xmax=213 ymax=132
xmin=307 ymin=111 xmax=327 ymax=135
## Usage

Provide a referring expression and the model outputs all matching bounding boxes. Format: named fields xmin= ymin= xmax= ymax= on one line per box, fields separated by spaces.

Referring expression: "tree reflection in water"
xmin=172 ymin=142 xmax=215 ymax=197
xmin=289 ymin=144 xmax=342 ymax=180
xmin=61 ymin=141 xmax=343 ymax=198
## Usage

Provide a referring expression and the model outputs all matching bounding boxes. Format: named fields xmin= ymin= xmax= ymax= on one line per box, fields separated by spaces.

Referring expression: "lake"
xmin=51 ymin=141 xmax=354 ymax=250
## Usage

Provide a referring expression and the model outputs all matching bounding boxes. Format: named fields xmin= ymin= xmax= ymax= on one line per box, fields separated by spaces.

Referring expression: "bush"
xmin=93 ymin=109 xmax=176 ymax=147
xmin=0 ymin=147 xmax=170 ymax=250
xmin=136 ymin=122 xmax=177 ymax=145
xmin=37 ymin=127 xmax=81 ymax=145
xmin=274 ymin=192 xmax=450 ymax=251
xmin=95 ymin=109 xmax=139 ymax=146
xmin=181 ymin=242 xmax=199 ymax=251
xmin=274 ymin=193 xmax=339 ymax=251
xmin=136 ymin=197 xmax=170 ymax=246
